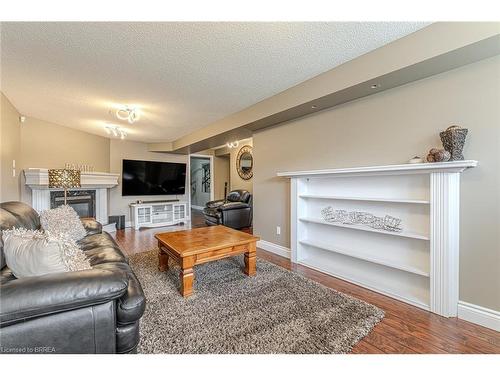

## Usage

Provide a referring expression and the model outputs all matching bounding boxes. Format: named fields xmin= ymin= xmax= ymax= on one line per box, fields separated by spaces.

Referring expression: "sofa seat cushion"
xmin=78 ymin=233 xmax=127 ymax=265
xmin=84 ymin=246 xmax=127 ymax=266
xmin=203 ymin=207 xmax=222 ymax=219
xmin=94 ymin=262 xmax=146 ymax=324
xmin=78 ymin=232 xmax=120 ymax=251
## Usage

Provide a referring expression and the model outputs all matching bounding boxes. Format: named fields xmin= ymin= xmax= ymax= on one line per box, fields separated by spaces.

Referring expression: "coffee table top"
xmin=155 ymin=225 xmax=260 ymax=256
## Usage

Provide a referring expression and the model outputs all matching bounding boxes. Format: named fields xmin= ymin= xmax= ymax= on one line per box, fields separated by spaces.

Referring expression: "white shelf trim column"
xmin=430 ymin=172 xmax=460 ymax=317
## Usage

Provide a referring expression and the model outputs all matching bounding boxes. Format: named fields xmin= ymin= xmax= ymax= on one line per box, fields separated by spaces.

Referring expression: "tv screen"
xmin=122 ymin=159 xmax=186 ymax=196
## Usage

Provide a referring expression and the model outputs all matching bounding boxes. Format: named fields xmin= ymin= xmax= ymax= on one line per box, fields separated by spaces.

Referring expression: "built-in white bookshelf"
xmin=278 ymin=161 xmax=477 ymax=317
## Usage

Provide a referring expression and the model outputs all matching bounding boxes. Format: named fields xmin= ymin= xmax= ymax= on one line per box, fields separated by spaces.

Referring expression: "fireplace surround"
xmin=24 ymin=168 xmax=119 ymax=227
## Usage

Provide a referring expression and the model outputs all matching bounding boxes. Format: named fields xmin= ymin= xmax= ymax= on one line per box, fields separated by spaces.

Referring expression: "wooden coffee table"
xmin=155 ymin=225 xmax=260 ymax=297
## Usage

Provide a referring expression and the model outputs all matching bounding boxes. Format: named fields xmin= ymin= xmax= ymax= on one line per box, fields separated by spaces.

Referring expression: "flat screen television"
xmin=122 ymin=159 xmax=186 ymax=196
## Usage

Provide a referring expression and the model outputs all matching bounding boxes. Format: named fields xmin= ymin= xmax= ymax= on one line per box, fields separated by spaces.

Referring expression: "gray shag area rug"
xmin=129 ymin=250 xmax=384 ymax=354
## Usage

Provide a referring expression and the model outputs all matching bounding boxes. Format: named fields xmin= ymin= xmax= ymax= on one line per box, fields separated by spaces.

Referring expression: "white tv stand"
xmin=130 ymin=201 xmax=188 ymax=230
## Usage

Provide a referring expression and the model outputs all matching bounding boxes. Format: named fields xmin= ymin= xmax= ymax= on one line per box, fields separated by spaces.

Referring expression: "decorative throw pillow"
xmin=40 ymin=205 xmax=87 ymax=241
xmin=2 ymin=228 xmax=91 ymax=278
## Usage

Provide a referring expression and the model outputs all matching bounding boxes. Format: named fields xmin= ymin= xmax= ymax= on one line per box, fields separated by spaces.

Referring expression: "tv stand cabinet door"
xmin=135 ymin=205 xmax=152 ymax=229
xmin=173 ymin=203 xmax=186 ymax=223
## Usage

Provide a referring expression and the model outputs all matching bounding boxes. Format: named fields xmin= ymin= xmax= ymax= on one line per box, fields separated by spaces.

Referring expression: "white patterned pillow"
xmin=40 ymin=205 xmax=87 ymax=241
xmin=2 ymin=228 xmax=91 ymax=278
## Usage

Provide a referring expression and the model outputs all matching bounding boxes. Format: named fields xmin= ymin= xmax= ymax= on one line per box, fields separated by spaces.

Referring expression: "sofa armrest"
xmin=81 ymin=218 xmax=102 ymax=235
xmin=219 ymin=202 xmax=250 ymax=211
xmin=205 ymin=199 xmax=225 ymax=209
xmin=0 ymin=268 xmax=128 ymax=327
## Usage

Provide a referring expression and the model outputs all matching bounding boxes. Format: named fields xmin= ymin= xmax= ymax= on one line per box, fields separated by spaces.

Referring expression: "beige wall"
xmin=109 ymin=139 xmax=187 ymax=221
xmin=0 ymin=93 xmax=22 ymax=201
xmin=20 ymin=117 xmax=110 ymax=172
xmin=214 ymin=155 xmax=230 ymax=200
xmin=253 ymin=56 xmax=500 ymax=311
xmin=18 ymin=115 xmax=110 ymax=203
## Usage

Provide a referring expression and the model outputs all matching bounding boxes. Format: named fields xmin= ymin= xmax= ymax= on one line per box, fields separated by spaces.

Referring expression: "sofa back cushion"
xmin=226 ymin=190 xmax=251 ymax=203
xmin=0 ymin=202 xmax=41 ymax=269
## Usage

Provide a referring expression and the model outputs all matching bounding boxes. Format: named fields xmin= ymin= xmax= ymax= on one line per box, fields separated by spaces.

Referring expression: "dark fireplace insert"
xmin=50 ymin=190 xmax=96 ymax=218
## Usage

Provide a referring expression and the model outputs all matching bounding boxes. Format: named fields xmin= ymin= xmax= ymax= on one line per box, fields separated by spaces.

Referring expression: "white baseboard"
xmin=458 ymin=301 xmax=500 ymax=332
xmin=257 ymin=240 xmax=291 ymax=259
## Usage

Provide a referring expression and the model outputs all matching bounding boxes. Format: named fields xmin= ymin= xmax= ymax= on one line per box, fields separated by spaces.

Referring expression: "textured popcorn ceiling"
xmin=1 ymin=22 xmax=429 ymax=142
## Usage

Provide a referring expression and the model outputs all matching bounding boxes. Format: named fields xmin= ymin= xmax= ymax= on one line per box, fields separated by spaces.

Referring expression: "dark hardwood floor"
xmin=111 ymin=210 xmax=500 ymax=354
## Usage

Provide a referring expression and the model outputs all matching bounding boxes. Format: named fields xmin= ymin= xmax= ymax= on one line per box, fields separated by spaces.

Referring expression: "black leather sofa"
xmin=0 ymin=201 xmax=146 ymax=354
xmin=203 ymin=190 xmax=252 ymax=229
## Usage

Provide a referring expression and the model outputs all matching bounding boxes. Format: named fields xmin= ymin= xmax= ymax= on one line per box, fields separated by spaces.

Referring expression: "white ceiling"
xmin=1 ymin=22 xmax=429 ymax=142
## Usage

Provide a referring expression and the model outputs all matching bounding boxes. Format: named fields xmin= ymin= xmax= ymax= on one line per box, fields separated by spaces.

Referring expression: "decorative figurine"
xmin=440 ymin=125 xmax=468 ymax=161
xmin=426 ymin=148 xmax=451 ymax=163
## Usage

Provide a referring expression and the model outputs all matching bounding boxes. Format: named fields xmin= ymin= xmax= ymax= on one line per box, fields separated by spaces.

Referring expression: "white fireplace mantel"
xmin=24 ymin=168 xmax=120 ymax=226
xmin=278 ymin=160 xmax=478 ymax=317
xmin=24 ymin=168 xmax=120 ymax=189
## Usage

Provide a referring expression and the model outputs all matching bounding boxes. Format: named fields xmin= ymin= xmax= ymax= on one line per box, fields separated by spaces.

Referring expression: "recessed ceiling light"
xmin=311 ymin=105 xmax=318 ymax=109
xmin=371 ymin=84 xmax=380 ymax=89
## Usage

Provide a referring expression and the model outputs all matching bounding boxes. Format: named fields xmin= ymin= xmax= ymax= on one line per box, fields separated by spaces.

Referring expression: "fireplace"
xmin=50 ymin=190 xmax=96 ymax=218
xmin=25 ymin=168 xmax=120 ymax=227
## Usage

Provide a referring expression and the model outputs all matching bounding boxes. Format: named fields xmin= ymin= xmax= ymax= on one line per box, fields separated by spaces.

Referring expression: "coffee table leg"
xmin=244 ymin=242 xmax=257 ymax=276
xmin=158 ymin=247 xmax=169 ymax=272
xmin=180 ymin=256 xmax=195 ymax=297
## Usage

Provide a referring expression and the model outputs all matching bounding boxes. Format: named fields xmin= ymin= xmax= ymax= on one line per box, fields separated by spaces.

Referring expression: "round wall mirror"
xmin=236 ymin=145 xmax=253 ymax=180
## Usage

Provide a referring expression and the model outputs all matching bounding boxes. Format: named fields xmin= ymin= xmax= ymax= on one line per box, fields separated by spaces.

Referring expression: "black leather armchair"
xmin=203 ymin=190 xmax=252 ymax=229
xmin=0 ymin=202 xmax=146 ymax=354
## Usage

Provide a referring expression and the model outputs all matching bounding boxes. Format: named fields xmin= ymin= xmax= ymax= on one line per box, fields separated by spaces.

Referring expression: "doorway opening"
xmin=189 ymin=155 xmax=214 ymax=211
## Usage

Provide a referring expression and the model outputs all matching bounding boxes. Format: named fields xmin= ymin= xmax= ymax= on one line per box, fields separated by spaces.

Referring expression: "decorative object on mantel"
xmin=321 ymin=206 xmax=403 ymax=232
xmin=64 ymin=163 xmax=95 ymax=172
xmin=48 ymin=169 xmax=81 ymax=205
xmin=408 ymin=156 xmax=424 ymax=164
xmin=440 ymin=125 xmax=468 ymax=161
xmin=426 ymin=148 xmax=451 ymax=163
